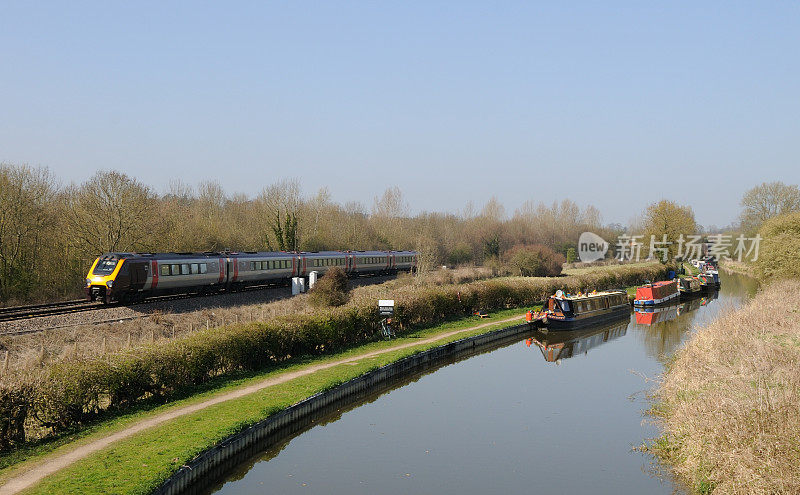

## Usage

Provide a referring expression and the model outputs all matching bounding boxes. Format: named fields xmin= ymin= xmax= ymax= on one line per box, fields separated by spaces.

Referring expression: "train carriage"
xmin=86 ymin=249 xmax=417 ymax=304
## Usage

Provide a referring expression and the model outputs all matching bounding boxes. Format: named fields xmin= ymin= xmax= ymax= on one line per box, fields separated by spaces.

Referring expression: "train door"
xmin=130 ymin=262 xmax=148 ymax=291
xmin=226 ymin=258 xmax=239 ymax=287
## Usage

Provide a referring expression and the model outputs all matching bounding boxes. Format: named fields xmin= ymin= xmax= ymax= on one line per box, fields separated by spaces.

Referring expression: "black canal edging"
xmin=152 ymin=322 xmax=532 ymax=495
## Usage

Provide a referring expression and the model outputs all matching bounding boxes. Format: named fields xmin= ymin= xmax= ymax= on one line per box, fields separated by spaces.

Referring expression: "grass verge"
xmin=647 ymin=279 xmax=800 ymax=494
xmin=1 ymin=307 xmax=534 ymax=494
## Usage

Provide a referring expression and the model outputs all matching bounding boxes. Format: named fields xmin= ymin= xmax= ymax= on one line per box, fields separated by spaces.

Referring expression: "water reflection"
xmin=632 ymin=291 xmax=721 ymax=362
xmin=208 ymin=272 xmax=756 ymax=495
xmin=525 ymin=318 xmax=628 ymax=363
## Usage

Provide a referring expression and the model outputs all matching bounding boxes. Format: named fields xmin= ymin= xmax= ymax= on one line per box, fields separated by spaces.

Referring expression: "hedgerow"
xmin=0 ymin=263 xmax=667 ymax=450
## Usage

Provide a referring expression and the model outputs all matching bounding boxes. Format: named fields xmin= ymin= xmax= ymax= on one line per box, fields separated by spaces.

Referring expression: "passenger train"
xmin=85 ymin=250 xmax=417 ymax=304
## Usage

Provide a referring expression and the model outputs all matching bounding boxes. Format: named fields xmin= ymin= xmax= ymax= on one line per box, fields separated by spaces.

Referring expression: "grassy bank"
xmin=718 ymin=259 xmax=755 ymax=278
xmin=0 ymin=308 xmax=527 ymax=494
xmin=649 ymin=279 xmax=800 ymax=494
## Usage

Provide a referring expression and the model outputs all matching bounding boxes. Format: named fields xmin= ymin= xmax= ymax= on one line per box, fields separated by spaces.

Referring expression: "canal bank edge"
xmin=154 ymin=322 xmax=535 ymax=495
xmin=649 ymin=278 xmax=800 ymax=494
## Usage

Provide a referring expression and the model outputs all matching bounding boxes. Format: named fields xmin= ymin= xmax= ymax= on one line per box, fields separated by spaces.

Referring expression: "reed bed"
xmin=0 ymin=263 xmax=666 ymax=450
xmin=650 ymin=279 xmax=800 ymax=494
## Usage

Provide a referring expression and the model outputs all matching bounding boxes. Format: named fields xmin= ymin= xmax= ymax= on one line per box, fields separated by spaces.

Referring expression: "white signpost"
xmin=378 ymin=299 xmax=395 ymax=316
xmin=378 ymin=299 xmax=395 ymax=338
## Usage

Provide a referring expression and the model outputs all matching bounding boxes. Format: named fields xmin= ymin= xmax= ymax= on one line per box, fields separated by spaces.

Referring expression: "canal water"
xmin=207 ymin=272 xmax=758 ymax=495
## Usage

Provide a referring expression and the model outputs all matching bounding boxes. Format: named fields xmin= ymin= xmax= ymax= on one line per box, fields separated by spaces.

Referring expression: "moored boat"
xmin=525 ymin=289 xmax=629 ymax=330
xmin=678 ymin=277 xmax=702 ymax=300
xmin=633 ymin=280 xmax=679 ymax=307
xmin=697 ymin=272 xmax=720 ymax=290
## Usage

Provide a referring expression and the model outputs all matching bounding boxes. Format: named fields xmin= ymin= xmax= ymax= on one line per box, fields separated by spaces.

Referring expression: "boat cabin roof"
xmin=553 ymin=290 xmax=625 ymax=301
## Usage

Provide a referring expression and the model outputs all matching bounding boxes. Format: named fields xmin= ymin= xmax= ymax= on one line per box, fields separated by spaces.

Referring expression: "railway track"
xmin=0 ymin=274 xmax=396 ymax=332
xmin=0 ymin=299 xmax=103 ymax=323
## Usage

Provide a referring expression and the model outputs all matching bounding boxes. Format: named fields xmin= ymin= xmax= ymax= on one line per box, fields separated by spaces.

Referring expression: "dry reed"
xmin=651 ymin=279 xmax=800 ymax=494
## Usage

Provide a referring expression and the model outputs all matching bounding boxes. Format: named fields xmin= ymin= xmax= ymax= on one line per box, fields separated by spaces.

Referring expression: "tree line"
xmin=0 ymin=164 xmax=612 ymax=303
xmin=2 ymin=162 xmax=795 ymax=304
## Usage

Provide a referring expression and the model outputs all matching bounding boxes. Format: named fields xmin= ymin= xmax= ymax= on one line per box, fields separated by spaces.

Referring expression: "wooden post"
xmin=2 ymin=351 xmax=9 ymax=373
xmin=101 ymin=337 xmax=106 ymax=354
xmin=150 ymin=329 xmax=155 ymax=343
xmin=126 ymin=333 xmax=131 ymax=348
xmin=206 ymin=319 xmax=210 ymax=330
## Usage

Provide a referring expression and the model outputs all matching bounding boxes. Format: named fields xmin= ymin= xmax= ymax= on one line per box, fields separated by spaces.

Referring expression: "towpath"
xmin=0 ymin=315 xmax=521 ymax=494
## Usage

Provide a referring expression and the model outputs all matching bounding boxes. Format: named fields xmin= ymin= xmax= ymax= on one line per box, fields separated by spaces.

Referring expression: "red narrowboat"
xmin=633 ymin=280 xmax=679 ymax=307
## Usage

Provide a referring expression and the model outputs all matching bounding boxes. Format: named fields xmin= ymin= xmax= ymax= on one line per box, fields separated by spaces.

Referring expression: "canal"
xmin=206 ymin=272 xmax=758 ymax=494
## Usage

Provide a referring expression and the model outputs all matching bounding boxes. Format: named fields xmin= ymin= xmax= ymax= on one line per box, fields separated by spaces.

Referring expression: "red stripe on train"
xmin=151 ymin=260 xmax=159 ymax=289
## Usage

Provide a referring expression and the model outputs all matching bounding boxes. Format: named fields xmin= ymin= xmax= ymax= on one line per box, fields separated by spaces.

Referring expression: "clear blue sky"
xmin=2 ymin=1 xmax=798 ymax=227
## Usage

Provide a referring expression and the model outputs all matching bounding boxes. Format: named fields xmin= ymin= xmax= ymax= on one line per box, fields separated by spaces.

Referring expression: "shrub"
xmin=308 ymin=267 xmax=350 ymax=307
xmin=566 ymin=247 xmax=577 ymax=263
xmin=754 ymin=211 xmax=800 ymax=280
xmin=503 ymin=244 xmax=565 ymax=277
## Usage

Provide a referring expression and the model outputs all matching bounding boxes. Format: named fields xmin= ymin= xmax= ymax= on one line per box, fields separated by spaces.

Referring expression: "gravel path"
xmin=0 ymin=314 xmax=520 ymax=495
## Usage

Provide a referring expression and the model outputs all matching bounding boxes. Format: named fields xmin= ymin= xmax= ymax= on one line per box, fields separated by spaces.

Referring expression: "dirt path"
xmin=0 ymin=315 xmax=521 ymax=494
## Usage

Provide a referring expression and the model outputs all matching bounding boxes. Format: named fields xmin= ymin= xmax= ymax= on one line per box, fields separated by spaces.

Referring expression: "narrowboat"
xmin=524 ymin=289 xmax=629 ymax=330
xmin=678 ymin=277 xmax=702 ymax=299
xmin=525 ymin=319 xmax=628 ymax=363
xmin=697 ymin=272 xmax=720 ymax=290
xmin=633 ymin=280 xmax=679 ymax=307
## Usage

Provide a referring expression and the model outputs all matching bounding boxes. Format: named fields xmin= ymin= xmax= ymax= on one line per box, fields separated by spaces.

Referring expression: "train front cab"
xmin=85 ymin=254 xmax=125 ymax=304
xmin=85 ymin=253 xmax=150 ymax=304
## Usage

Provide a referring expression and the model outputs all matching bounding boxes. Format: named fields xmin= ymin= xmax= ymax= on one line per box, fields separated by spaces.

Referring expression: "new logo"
xmin=578 ymin=232 xmax=608 ymax=262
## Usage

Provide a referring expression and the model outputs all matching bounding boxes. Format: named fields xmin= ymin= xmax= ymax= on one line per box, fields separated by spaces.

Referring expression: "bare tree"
xmin=65 ymin=171 xmax=156 ymax=258
xmin=0 ymin=165 xmax=58 ymax=301
xmin=740 ymin=181 xmax=800 ymax=233
xmin=258 ymin=179 xmax=301 ymax=251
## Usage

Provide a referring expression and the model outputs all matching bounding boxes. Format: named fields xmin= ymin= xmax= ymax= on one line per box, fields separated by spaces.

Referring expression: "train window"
xmin=160 ymin=265 xmax=170 ymax=276
xmin=191 ymin=263 xmax=199 ymax=274
xmin=171 ymin=264 xmax=180 ymax=275
xmin=181 ymin=264 xmax=190 ymax=275
xmin=200 ymin=263 xmax=208 ymax=274
xmin=284 ymin=260 xmax=289 ymax=268
xmin=250 ymin=262 xmax=255 ymax=270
